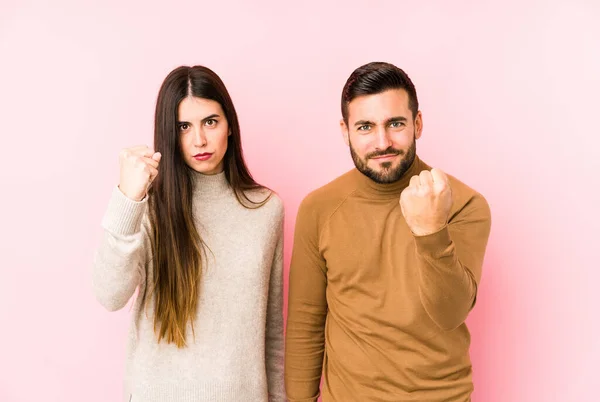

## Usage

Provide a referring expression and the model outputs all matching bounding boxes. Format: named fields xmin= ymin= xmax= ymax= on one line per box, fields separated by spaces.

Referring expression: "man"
xmin=284 ymin=62 xmax=491 ymax=401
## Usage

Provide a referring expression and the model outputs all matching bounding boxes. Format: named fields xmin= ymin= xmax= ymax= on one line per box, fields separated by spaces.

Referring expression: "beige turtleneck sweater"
xmin=93 ymin=171 xmax=286 ymax=402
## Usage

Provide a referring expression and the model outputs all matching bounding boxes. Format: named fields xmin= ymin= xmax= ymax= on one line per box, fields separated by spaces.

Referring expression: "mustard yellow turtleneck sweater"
xmin=285 ymin=156 xmax=491 ymax=402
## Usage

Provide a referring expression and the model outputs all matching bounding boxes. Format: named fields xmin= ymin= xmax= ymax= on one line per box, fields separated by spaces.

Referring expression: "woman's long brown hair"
xmin=147 ymin=66 xmax=269 ymax=347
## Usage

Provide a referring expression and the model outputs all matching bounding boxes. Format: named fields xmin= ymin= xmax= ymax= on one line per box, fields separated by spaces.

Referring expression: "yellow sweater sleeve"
xmin=285 ymin=196 xmax=328 ymax=402
xmin=413 ymin=192 xmax=492 ymax=330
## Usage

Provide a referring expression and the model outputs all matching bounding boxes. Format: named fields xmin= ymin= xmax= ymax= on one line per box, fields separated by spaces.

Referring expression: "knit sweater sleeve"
xmin=265 ymin=196 xmax=286 ymax=401
xmin=413 ymin=191 xmax=491 ymax=330
xmin=284 ymin=194 xmax=328 ymax=402
xmin=92 ymin=186 xmax=150 ymax=312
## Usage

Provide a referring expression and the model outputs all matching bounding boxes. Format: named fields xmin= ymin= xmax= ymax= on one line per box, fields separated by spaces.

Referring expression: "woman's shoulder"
xmin=244 ymin=187 xmax=284 ymax=219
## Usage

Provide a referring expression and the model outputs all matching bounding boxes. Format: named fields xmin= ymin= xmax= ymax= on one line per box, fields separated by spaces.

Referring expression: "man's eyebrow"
xmin=353 ymin=116 xmax=408 ymax=127
xmin=385 ymin=116 xmax=408 ymax=124
xmin=354 ymin=120 xmax=375 ymax=127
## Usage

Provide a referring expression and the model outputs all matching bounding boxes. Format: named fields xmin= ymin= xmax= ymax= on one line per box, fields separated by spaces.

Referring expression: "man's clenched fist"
xmin=400 ymin=168 xmax=452 ymax=236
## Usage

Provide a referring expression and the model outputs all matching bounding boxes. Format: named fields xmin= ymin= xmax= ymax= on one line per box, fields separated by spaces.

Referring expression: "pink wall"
xmin=1 ymin=1 xmax=598 ymax=401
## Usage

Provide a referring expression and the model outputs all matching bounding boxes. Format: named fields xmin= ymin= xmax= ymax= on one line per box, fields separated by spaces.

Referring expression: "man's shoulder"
xmin=297 ymin=169 xmax=359 ymax=221
xmin=445 ymin=172 xmax=491 ymax=220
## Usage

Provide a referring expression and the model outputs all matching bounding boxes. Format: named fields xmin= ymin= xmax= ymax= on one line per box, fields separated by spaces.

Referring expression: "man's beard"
xmin=349 ymin=137 xmax=416 ymax=184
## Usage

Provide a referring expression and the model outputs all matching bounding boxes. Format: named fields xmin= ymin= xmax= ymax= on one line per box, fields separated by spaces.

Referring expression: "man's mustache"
xmin=367 ymin=147 xmax=404 ymax=159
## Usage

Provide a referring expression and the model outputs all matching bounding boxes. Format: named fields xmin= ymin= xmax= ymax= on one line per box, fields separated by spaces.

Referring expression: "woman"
xmin=93 ymin=65 xmax=285 ymax=401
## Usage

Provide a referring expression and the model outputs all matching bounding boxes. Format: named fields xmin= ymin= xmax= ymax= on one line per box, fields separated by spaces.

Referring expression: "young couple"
xmin=93 ymin=62 xmax=491 ymax=402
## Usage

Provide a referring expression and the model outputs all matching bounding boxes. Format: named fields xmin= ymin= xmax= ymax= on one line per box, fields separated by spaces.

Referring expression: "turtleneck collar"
xmin=354 ymin=154 xmax=430 ymax=199
xmin=191 ymin=169 xmax=231 ymax=198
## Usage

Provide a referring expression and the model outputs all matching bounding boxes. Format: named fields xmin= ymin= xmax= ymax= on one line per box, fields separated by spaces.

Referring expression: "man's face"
xmin=341 ymin=89 xmax=422 ymax=184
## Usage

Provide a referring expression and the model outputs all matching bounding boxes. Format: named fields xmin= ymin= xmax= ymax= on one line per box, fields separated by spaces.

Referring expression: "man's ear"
xmin=341 ymin=119 xmax=350 ymax=146
xmin=414 ymin=111 xmax=423 ymax=140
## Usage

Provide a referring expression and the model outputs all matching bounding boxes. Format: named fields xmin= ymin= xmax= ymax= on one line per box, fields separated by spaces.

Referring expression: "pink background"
xmin=1 ymin=1 xmax=598 ymax=401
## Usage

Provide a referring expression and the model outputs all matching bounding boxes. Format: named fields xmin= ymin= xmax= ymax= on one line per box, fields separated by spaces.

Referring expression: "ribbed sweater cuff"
xmin=131 ymin=382 xmax=267 ymax=402
xmin=101 ymin=186 xmax=148 ymax=235
xmin=413 ymin=225 xmax=453 ymax=259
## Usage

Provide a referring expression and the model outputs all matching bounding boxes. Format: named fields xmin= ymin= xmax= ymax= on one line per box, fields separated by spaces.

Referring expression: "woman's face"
xmin=177 ymin=96 xmax=229 ymax=175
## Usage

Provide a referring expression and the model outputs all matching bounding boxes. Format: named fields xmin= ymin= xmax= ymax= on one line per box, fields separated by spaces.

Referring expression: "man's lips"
xmin=370 ymin=153 xmax=399 ymax=160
